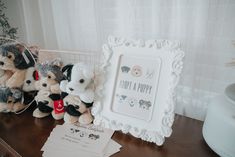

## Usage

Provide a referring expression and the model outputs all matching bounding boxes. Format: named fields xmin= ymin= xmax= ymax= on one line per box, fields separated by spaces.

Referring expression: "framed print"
xmin=92 ymin=36 xmax=184 ymax=145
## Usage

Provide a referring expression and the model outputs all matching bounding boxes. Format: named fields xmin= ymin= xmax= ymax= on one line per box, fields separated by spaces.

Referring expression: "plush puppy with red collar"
xmin=0 ymin=43 xmax=37 ymax=88
xmin=60 ymin=63 xmax=94 ymax=124
xmin=33 ymin=59 xmax=65 ymax=120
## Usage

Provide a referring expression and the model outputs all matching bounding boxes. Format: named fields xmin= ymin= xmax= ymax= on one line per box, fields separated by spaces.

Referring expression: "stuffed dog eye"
xmin=79 ymin=79 xmax=84 ymax=84
xmin=47 ymin=72 xmax=56 ymax=80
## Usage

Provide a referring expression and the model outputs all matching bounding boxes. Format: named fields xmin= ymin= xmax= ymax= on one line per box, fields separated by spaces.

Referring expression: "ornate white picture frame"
xmin=92 ymin=36 xmax=184 ymax=145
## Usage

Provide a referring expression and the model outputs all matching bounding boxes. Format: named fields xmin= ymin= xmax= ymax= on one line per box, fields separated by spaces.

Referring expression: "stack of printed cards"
xmin=41 ymin=123 xmax=121 ymax=157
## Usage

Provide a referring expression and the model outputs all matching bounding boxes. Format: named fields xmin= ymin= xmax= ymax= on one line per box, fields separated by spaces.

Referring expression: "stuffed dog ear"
xmin=62 ymin=64 xmax=73 ymax=81
xmin=13 ymin=43 xmax=37 ymax=69
xmin=62 ymin=64 xmax=73 ymax=73
xmin=51 ymin=58 xmax=63 ymax=68
xmin=29 ymin=46 xmax=39 ymax=56
xmin=29 ymin=46 xmax=39 ymax=62
xmin=15 ymin=43 xmax=25 ymax=53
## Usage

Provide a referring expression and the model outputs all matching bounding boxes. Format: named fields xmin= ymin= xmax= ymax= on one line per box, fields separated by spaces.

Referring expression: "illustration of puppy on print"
xmin=112 ymin=55 xmax=162 ymax=121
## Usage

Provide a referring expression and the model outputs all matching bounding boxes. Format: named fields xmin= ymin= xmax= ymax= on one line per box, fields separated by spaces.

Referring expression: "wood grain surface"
xmin=0 ymin=105 xmax=219 ymax=157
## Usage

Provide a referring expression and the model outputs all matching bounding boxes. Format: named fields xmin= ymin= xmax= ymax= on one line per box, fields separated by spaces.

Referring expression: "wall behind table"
xmin=4 ymin=0 xmax=235 ymax=121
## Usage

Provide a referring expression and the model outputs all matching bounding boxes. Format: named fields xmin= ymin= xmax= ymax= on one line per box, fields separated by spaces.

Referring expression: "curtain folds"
xmin=18 ymin=0 xmax=235 ymax=120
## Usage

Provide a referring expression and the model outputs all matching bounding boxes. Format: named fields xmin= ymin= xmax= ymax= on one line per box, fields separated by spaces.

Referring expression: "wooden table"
xmin=0 ymin=106 xmax=219 ymax=157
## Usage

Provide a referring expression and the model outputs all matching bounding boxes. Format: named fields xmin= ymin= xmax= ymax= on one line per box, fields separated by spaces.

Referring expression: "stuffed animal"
xmin=22 ymin=67 xmax=38 ymax=92
xmin=60 ymin=63 xmax=95 ymax=104
xmin=0 ymin=67 xmax=39 ymax=113
xmin=21 ymin=66 xmax=39 ymax=108
xmin=0 ymin=87 xmax=24 ymax=113
xmin=62 ymin=93 xmax=93 ymax=124
xmin=0 ymin=43 xmax=37 ymax=88
xmin=33 ymin=59 xmax=65 ymax=120
xmin=60 ymin=63 xmax=94 ymax=124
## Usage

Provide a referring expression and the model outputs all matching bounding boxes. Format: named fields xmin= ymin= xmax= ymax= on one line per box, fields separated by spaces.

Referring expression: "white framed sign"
xmin=92 ymin=36 xmax=184 ymax=145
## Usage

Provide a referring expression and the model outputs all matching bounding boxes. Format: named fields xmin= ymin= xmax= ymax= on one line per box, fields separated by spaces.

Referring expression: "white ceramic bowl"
xmin=202 ymin=84 xmax=235 ymax=157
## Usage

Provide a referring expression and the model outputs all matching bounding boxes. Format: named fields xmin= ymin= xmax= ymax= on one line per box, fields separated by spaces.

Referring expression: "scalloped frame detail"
xmin=92 ymin=36 xmax=185 ymax=146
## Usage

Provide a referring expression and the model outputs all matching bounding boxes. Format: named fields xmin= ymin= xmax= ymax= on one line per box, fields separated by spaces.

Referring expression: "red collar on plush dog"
xmin=54 ymin=99 xmax=65 ymax=114
xmin=34 ymin=70 xmax=39 ymax=81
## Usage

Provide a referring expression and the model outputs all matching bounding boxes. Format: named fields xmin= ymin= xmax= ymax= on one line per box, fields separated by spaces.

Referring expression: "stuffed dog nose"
xmin=42 ymin=83 xmax=47 ymax=87
xmin=0 ymin=61 xmax=4 ymax=66
xmin=26 ymin=80 xmax=31 ymax=84
xmin=69 ymin=88 xmax=74 ymax=91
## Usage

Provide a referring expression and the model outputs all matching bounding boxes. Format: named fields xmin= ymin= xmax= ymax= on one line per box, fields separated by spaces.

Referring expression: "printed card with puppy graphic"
xmin=112 ymin=55 xmax=161 ymax=121
xmin=94 ymin=36 xmax=184 ymax=146
xmin=42 ymin=124 xmax=115 ymax=156
xmin=41 ymin=124 xmax=120 ymax=157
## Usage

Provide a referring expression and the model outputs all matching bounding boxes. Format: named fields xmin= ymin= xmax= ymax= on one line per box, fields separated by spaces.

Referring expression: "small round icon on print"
xmin=131 ymin=65 xmax=142 ymax=77
xmin=127 ymin=97 xmax=138 ymax=107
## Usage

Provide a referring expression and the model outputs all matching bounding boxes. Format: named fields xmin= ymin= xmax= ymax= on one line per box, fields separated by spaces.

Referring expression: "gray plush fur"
xmin=0 ymin=87 xmax=23 ymax=103
xmin=0 ymin=42 xmax=37 ymax=69
xmin=37 ymin=63 xmax=64 ymax=82
xmin=0 ymin=87 xmax=11 ymax=103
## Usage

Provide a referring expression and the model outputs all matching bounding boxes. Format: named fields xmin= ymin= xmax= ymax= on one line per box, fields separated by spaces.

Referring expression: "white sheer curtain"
xmin=10 ymin=0 xmax=235 ymax=120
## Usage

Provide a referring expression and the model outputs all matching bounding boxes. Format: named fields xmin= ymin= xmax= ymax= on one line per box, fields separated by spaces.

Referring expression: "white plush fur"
xmin=60 ymin=63 xmax=95 ymax=124
xmin=60 ymin=63 xmax=94 ymax=103
xmin=22 ymin=67 xmax=37 ymax=92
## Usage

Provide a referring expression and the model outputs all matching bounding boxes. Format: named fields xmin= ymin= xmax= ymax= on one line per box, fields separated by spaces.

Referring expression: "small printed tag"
xmin=54 ymin=100 xmax=65 ymax=114
xmin=22 ymin=51 xmax=30 ymax=64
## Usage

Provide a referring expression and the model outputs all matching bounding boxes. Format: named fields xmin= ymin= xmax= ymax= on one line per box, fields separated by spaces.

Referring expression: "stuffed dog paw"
xmin=60 ymin=63 xmax=94 ymax=124
xmin=63 ymin=94 xmax=93 ymax=124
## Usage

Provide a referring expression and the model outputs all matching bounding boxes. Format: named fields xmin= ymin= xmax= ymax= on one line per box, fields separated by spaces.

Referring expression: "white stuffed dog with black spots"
xmin=60 ymin=63 xmax=94 ymax=124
